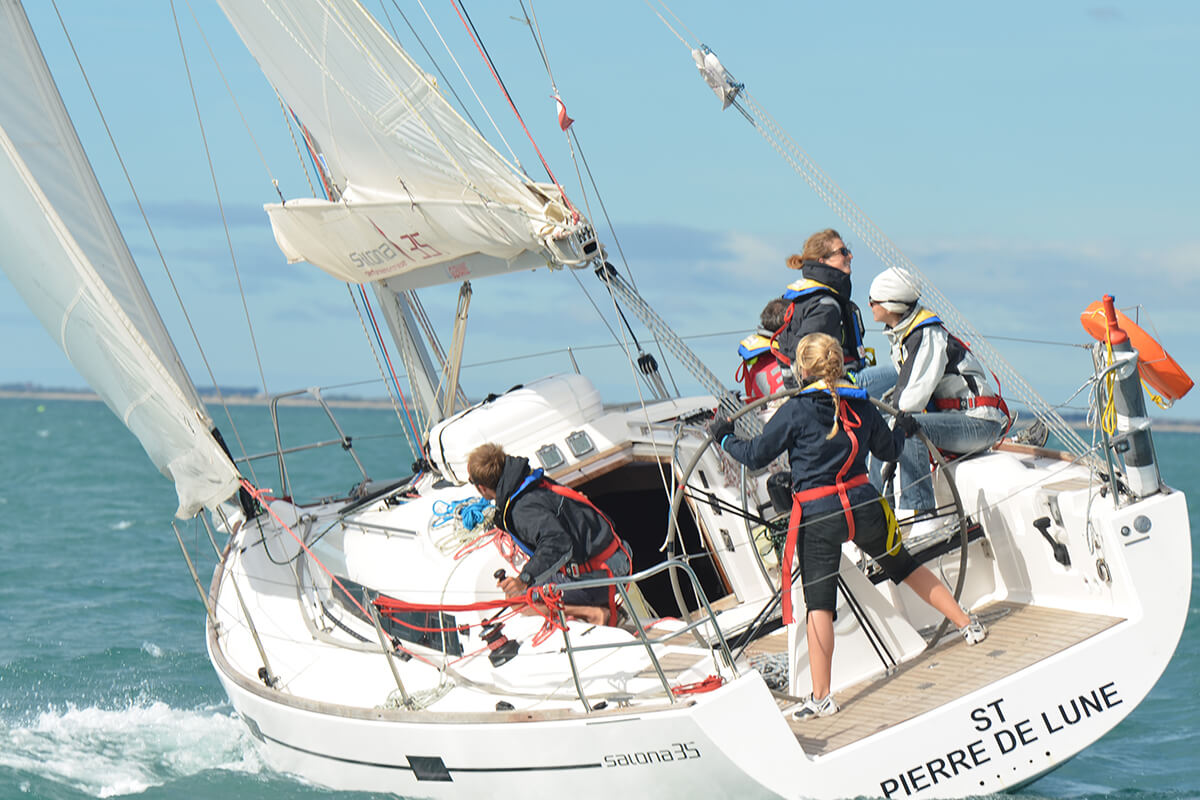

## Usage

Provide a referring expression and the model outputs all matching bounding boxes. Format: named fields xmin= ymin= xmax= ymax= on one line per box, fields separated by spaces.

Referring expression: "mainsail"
xmin=0 ymin=1 xmax=239 ymax=517
xmin=219 ymin=0 xmax=588 ymax=288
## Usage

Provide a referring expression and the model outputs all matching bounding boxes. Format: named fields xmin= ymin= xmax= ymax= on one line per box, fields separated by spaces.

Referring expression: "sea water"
xmin=0 ymin=397 xmax=1196 ymax=800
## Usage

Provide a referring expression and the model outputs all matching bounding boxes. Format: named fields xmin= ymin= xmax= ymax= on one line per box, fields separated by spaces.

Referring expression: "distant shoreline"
xmin=4 ymin=388 xmax=1200 ymax=433
xmin=0 ymin=389 xmax=398 ymax=410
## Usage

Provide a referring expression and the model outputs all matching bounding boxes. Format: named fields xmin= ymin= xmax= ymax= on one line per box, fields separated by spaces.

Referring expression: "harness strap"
xmin=770 ymin=303 xmax=795 ymax=366
xmin=780 ymin=395 xmax=867 ymax=625
xmin=782 ymin=473 xmax=870 ymax=625
xmin=931 ymin=394 xmax=1008 ymax=413
xmin=514 ymin=477 xmax=628 ymax=625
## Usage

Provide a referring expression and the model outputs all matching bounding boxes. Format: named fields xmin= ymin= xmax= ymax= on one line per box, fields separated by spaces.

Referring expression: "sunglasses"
xmin=828 ymin=246 xmax=851 ymax=258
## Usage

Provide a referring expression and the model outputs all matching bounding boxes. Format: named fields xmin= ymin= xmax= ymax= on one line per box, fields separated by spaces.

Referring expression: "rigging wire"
xmin=277 ymin=93 xmax=319 ymax=198
xmin=375 ymin=0 xmax=486 ymax=137
xmin=182 ymin=0 xmax=284 ymax=203
xmin=449 ymin=0 xmax=576 ymax=217
xmin=169 ymin=0 xmax=271 ymax=401
xmin=411 ymin=0 xmax=527 ymax=174
xmin=357 ymin=285 xmax=425 ymax=448
xmin=347 ymin=286 xmax=421 ymax=457
xmin=518 ymin=0 xmax=681 ymax=398
xmin=645 ymin=3 xmax=1095 ymax=459
xmin=47 ymin=0 xmax=266 ymax=484
xmin=501 ymin=1 xmax=684 ymax=499
xmin=280 ymin=98 xmax=423 ymax=447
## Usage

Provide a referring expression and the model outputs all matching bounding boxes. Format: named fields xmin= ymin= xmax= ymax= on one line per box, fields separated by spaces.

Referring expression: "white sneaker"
xmin=959 ymin=614 xmax=987 ymax=645
xmin=792 ymin=693 xmax=839 ymax=720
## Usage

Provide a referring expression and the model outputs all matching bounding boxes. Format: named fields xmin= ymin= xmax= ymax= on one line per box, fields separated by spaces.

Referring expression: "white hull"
xmin=205 ymin=380 xmax=1191 ymax=799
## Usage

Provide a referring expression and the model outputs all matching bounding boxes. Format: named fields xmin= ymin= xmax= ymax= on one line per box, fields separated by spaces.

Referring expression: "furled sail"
xmin=0 ymin=2 xmax=239 ymax=517
xmin=219 ymin=0 xmax=590 ymax=288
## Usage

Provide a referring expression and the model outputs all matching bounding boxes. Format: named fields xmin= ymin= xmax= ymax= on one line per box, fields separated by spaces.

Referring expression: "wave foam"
xmin=0 ymin=701 xmax=262 ymax=797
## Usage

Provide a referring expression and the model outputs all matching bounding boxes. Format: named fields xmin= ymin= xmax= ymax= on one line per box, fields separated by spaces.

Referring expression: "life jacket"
xmin=502 ymin=469 xmax=628 ymax=624
xmin=897 ymin=310 xmax=1011 ymax=422
xmin=779 ymin=381 xmax=896 ymax=624
xmin=735 ymin=333 xmax=785 ymax=403
xmin=773 ymin=279 xmax=868 ymax=370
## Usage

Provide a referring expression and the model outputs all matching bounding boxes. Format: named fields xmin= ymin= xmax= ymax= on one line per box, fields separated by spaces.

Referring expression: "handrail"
xmin=530 ymin=558 xmax=741 ymax=711
xmin=267 ymin=386 xmax=371 ymax=500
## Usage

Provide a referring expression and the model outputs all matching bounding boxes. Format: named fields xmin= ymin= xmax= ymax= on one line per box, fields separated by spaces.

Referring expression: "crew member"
xmin=867 ymin=267 xmax=1009 ymax=526
xmin=710 ymin=332 xmax=986 ymax=719
xmin=468 ymin=443 xmax=631 ymax=626
xmin=774 ymin=228 xmax=869 ymax=377
xmin=737 ymin=297 xmax=789 ymax=404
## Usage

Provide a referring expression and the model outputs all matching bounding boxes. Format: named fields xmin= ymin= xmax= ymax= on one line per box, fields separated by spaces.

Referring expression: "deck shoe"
xmin=959 ymin=614 xmax=987 ymax=645
xmin=792 ymin=693 xmax=839 ymax=720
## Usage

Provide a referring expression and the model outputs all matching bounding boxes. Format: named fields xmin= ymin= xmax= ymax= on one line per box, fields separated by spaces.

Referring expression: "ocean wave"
xmin=0 ymin=701 xmax=262 ymax=797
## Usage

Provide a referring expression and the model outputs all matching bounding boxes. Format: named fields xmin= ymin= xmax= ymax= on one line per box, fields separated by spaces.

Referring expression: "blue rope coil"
xmin=431 ymin=497 xmax=493 ymax=530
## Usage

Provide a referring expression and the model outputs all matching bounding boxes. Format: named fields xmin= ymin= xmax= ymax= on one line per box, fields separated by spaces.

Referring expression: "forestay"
xmin=0 ymin=2 xmax=239 ymax=517
xmin=219 ymin=0 xmax=586 ymax=288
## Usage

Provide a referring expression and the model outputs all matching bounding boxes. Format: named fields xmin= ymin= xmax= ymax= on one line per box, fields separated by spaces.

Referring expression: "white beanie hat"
xmin=868 ymin=267 xmax=920 ymax=314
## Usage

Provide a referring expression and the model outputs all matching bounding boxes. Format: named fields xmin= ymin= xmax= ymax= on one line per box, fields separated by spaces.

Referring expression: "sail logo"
xmin=350 ymin=232 xmax=444 ymax=277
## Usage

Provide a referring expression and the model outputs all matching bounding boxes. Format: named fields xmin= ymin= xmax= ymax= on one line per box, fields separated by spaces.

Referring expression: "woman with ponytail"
xmin=709 ymin=333 xmax=985 ymax=721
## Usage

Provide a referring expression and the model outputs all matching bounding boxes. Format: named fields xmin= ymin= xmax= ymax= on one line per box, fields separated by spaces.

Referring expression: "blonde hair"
xmin=795 ymin=332 xmax=846 ymax=439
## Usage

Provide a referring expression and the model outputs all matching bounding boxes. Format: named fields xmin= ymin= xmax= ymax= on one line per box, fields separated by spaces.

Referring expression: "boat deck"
xmin=769 ymin=602 xmax=1123 ymax=755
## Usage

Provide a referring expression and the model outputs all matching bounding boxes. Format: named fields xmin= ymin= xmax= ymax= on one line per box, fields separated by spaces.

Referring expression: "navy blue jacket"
xmin=723 ymin=389 xmax=904 ymax=518
xmin=776 ymin=261 xmax=865 ymax=370
xmin=493 ymin=455 xmax=614 ymax=587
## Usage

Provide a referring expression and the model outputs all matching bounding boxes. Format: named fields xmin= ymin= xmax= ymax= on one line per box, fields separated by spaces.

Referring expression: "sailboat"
xmin=0 ymin=1 xmax=1191 ymax=798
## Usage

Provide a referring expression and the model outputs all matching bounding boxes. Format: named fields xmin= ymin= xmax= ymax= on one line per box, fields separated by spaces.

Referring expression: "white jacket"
xmin=885 ymin=306 xmax=1006 ymax=423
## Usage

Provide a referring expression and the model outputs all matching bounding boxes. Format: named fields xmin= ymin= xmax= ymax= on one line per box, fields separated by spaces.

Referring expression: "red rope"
xmin=671 ymin=675 xmax=725 ymax=695
xmin=238 ymin=480 xmax=442 ymax=667
xmin=375 ymin=582 xmax=568 ymax=647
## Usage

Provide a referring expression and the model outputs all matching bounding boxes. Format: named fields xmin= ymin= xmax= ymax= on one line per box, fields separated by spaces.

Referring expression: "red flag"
xmin=554 ymin=94 xmax=574 ymax=131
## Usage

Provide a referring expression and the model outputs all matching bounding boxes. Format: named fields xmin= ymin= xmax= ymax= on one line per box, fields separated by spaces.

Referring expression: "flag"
xmin=554 ymin=94 xmax=574 ymax=131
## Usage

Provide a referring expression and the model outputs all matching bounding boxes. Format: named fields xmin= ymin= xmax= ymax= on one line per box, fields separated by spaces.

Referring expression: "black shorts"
xmin=798 ymin=497 xmax=918 ymax=612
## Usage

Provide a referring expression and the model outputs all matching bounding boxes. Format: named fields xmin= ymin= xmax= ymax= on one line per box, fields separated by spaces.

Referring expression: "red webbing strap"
xmin=770 ymin=303 xmax=795 ymax=366
xmin=779 ymin=399 xmax=867 ymax=625
xmin=540 ymin=481 xmax=628 ymax=625
xmin=781 ymin=473 xmax=869 ymax=624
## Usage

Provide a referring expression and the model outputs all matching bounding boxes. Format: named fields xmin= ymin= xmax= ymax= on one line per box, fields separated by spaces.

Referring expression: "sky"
xmin=3 ymin=1 xmax=1199 ymax=425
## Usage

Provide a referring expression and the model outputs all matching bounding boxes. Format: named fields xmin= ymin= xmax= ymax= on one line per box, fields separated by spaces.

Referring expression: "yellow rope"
xmin=1101 ymin=336 xmax=1118 ymax=436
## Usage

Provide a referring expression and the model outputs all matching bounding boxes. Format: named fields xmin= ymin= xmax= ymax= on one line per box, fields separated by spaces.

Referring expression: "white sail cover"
xmin=219 ymin=0 xmax=584 ymax=287
xmin=0 ymin=2 xmax=239 ymax=517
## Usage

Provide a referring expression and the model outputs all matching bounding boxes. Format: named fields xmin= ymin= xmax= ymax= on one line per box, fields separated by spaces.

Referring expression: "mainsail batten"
xmin=220 ymin=0 xmax=583 ymax=288
xmin=0 ymin=1 xmax=239 ymax=517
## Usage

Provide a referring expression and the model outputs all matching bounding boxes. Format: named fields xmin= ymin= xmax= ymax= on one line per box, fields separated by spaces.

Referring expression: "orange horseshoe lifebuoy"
xmin=1081 ymin=299 xmax=1193 ymax=403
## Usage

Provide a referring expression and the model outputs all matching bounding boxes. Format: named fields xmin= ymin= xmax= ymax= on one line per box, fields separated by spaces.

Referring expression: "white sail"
xmin=0 ymin=1 xmax=239 ymax=517
xmin=218 ymin=0 xmax=587 ymax=287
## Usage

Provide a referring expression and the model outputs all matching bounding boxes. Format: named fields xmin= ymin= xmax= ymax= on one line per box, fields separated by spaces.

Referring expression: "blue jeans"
xmin=899 ymin=413 xmax=1006 ymax=512
xmin=852 ymin=364 xmax=897 ymax=402
xmin=852 ymin=365 xmax=897 ymax=495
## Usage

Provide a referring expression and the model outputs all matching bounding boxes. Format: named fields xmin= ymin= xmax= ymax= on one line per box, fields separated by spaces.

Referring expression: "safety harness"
xmin=772 ymin=279 xmax=868 ymax=370
xmin=898 ymin=310 xmax=1012 ymax=422
xmin=780 ymin=381 xmax=895 ymax=624
xmin=502 ymin=469 xmax=628 ymax=624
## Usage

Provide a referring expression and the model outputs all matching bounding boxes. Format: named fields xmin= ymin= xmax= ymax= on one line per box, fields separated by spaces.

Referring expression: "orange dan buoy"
xmin=1081 ymin=298 xmax=1193 ymax=403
